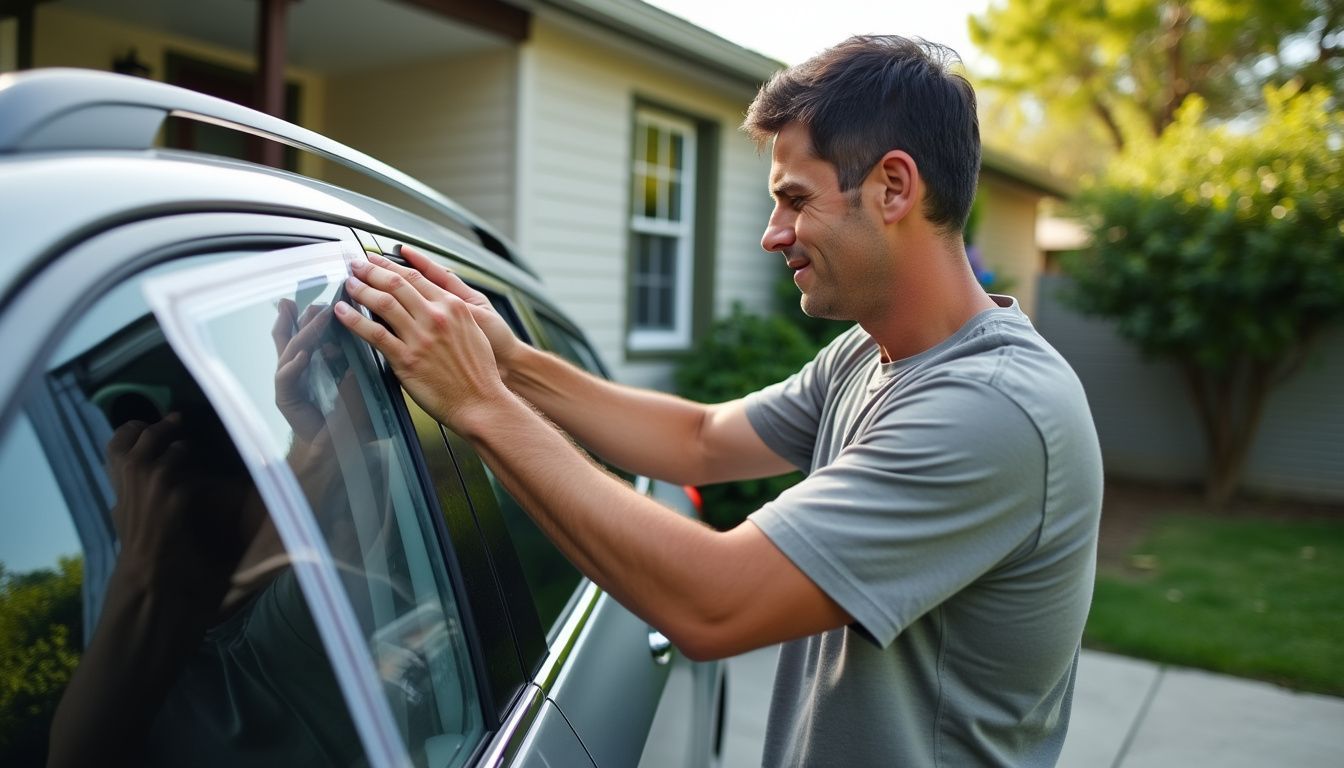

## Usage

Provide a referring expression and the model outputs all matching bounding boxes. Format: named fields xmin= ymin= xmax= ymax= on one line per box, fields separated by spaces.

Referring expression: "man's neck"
xmin=863 ymin=241 xmax=998 ymax=364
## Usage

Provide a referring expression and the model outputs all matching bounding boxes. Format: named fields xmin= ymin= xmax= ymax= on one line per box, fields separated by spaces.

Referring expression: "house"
xmin=1 ymin=0 xmax=1066 ymax=390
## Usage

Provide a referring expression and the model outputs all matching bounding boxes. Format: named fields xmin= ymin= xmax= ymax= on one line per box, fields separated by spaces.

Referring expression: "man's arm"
xmin=334 ymin=258 xmax=851 ymax=659
xmin=389 ymin=248 xmax=793 ymax=486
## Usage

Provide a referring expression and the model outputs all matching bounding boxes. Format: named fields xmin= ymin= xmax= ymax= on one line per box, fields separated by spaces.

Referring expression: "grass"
xmin=1084 ymin=514 xmax=1344 ymax=696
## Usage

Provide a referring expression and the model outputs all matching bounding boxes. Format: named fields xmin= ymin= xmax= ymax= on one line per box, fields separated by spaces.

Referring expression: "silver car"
xmin=0 ymin=69 xmax=725 ymax=768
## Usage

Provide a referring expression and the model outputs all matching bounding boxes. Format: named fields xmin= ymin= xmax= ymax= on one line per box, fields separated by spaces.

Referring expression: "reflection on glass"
xmin=196 ymin=275 xmax=483 ymax=766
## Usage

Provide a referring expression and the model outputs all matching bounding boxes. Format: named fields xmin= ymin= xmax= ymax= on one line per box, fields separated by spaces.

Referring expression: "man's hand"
xmin=334 ymin=253 xmax=512 ymax=431
xmin=386 ymin=247 xmax=526 ymax=379
xmin=271 ymin=298 xmax=330 ymax=442
xmin=105 ymin=416 xmax=249 ymax=605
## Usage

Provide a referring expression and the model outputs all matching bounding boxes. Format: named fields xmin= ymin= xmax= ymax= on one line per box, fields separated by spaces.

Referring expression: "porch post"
xmin=256 ymin=0 xmax=291 ymax=168
xmin=15 ymin=0 xmax=34 ymax=70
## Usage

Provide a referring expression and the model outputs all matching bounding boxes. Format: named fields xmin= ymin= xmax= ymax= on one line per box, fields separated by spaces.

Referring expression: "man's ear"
xmin=874 ymin=150 xmax=919 ymax=225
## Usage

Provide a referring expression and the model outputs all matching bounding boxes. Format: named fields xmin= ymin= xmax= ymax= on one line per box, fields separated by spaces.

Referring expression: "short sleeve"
xmin=748 ymin=376 xmax=1047 ymax=647
xmin=744 ymin=326 xmax=865 ymax=472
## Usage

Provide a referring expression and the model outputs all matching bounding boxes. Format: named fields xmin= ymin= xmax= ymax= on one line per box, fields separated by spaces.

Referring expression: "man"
xmin=337 ymin=35 xmax=1102 ymax=767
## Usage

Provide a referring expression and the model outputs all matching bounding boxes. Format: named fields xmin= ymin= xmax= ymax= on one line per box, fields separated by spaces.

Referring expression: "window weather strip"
xmin=142 ymin=242 xmax=408 ymax=768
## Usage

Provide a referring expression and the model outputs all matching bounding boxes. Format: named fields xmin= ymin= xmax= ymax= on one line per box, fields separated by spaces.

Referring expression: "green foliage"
xmin=970 ymin=0 xmax=1335 ymax=151
xmin=1063 ymin=84 xmax=1344 ymax=504
xmin=1063 ymin=84 xmax=1344 ymax=368
xmin=674 ymin=304 xmax=820 ymax=529
xmin=1086 ymin=515 xmax=1344 ymax=695
xmin=0 ymin=558 xmax=83 ymax=763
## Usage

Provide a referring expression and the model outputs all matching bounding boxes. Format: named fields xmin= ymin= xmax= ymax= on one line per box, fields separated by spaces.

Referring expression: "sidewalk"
xmin=720 ymin=646 xmax=1344 ymax=767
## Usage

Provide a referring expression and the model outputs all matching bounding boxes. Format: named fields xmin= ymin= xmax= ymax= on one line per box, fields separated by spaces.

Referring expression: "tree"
xmin=0 ymin=558 xmax=83 ymax=764
xmin=970 ymin=0 xmax=1340 ymax=152
xmin=1061 ymin=84 xmax=1344 ymax=507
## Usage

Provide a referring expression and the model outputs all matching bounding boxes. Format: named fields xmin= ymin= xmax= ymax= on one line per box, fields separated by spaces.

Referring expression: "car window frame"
xmin=0 ymin=214 xmax=520 ymax=767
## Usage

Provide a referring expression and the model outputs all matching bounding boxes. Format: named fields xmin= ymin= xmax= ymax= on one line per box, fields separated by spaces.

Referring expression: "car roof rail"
xmin=0 ymin=68 xmax=535 ymax=277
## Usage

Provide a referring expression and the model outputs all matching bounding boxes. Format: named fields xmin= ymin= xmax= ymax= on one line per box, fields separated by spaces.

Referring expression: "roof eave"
xmin=530 ymin=0 xmax=784 ymax=86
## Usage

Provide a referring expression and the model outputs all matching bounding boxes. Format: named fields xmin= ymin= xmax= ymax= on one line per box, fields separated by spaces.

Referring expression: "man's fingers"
xmin=106 ymin=420 xmax=150 ymax=469
xmin=271 ymin=298 xmax=298 ymax=356
xmin=334 ymin=301 xmax=408 ymax=361
xmin=275 ymin=348 xmax=310 ymax=391
xmin=346 ymin=263 xmax=425 ymax=336
xmin=378 ymin=248 xmax=489 ymax=308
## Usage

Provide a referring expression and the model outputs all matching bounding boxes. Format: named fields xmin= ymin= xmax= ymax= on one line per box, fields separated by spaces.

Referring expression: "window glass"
xmin=0 ymin=250 xmax=484 ymax=767
xmin=0 ymin=414 xmax=84 ymax=766
xmin=468 ymin=289 xmax=584 ymax=638
xmin=629 ymin=108 xmax=697 ymax=349
xmin=536 ymin=314 xmax=609 ymax=379
xmin=0 ymin=262 xmax=372 ymax=766
xmin=149 ymin=252 xmax=485 ymax=765
xmin=482 ymin=467 xmax=583 ymax=640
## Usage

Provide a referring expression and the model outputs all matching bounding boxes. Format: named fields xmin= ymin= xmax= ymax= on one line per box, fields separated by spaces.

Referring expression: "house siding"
xmin=27 ymin=5 xmax=329 ymax=179
xmin=323 ymin=48 xmax=517 ymax=239
xmin=977 ymin=174 xmax=1045 ymax=316
xmin=518 ymin=12 xmax=774 ymax=389
xmin=1037 ymin=274 xmax=1344 ymax=502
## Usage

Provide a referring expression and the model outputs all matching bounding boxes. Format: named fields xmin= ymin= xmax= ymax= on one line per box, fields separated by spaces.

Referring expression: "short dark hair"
xmin=744 ymin=35 xmax=981 ymax=234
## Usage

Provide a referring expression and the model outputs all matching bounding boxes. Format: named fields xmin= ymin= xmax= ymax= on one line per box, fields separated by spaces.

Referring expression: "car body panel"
xmin=0 ymin=69 xmax=724 ymax=768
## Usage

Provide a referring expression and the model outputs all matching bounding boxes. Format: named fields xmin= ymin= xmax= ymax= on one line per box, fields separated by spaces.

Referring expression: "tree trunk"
xmin=1180 ymin=358 xmax=1274 ymax=510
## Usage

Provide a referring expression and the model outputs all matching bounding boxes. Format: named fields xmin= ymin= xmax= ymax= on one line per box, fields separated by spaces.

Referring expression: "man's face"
xmin=762 ymin=123 xmax=889 ymax=322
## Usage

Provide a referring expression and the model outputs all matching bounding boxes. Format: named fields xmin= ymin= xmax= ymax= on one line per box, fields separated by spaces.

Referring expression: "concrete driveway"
xmin=719 ymin=646 xmax=1344 ymax=767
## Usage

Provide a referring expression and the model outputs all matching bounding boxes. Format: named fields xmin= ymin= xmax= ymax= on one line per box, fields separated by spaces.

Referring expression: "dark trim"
xmin=623 ymin=97 xmax=720 ymax=361
xmin=256 ymin=0 xmax=291 ymax=168
xmin=163 ymin=51 xmax=302 ymax=171
xmin=393 ymin=0 xmax=531 ymax=41
xmin=691 ymin=117 xmax=720 ymax=345
xmin=8 ymin=0 xmax=36 ymax=70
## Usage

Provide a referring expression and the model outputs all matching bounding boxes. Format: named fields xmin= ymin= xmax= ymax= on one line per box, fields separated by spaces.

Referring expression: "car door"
xmin=0 ymin=215 xmax=594 ymax=767
xmin=359 ymin=238 xmax=701 ymax=766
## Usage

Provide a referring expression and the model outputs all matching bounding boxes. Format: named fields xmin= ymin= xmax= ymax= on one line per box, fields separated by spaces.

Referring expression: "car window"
xmin=468 ymin=288 xmax=584 ymax=642
xmin=143 ymin=248 xmax=487 ymax=765
xmin=0 ymin=249 xmax=484 ymax=767
xmin=535 ymin=312 xmax=610 ymax=379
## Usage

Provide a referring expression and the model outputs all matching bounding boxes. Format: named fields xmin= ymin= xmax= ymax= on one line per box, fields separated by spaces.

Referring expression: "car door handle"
xmin=648 ymin=629 xmax=673 ymax=665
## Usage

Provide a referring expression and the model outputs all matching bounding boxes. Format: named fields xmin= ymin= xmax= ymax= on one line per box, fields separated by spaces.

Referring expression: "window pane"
xmin=632 ymin=234 xmax=678 ymax=332
xmin=190 ymin=270 xmax=484 ymax=765
xmin=643 ymin=175 xmax=658 ymax=219
xmin=0 ymin=414 xmax=84 ymax=766
xmin=483 ymin=469 xmax=582 ymax=638
xmin=3 ymin=269 xmax=373 ymax=765
xmin=669 ymin=132 xmax=683 ymax=172
xmin=644 ymin=124 xmax=659 ymax=166
xmin=669 ymin=179 xmax=682 ymax=222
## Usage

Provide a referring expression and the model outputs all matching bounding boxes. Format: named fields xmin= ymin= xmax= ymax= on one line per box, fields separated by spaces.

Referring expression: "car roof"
xmin=0 ymin=148 xmax=548 ymax=303
xmin=0 ymin=68 xmax=550 ymax=307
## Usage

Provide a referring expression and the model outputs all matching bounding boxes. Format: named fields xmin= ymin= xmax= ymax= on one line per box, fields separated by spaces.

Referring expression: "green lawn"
xmin=1084 ymin=514 xmax=1344 ymax=696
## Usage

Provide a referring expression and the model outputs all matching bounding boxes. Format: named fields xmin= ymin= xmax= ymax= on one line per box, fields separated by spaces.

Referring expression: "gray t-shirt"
xmin=745 ymin=297 xmax=1102 ymax=767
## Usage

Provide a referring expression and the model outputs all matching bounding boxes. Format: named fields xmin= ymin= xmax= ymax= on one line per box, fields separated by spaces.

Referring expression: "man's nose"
xmin=761 ymin=210 xmax=796 ymax=253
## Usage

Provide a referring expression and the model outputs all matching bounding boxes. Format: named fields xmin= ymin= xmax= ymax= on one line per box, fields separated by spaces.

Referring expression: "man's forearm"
xmin=503 ymin=345 xmax=717 ymax=484
xmin=456 ymin=390 xmax=739 ymax=650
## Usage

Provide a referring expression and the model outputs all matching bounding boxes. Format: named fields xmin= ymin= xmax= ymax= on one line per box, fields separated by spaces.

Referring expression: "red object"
xmin=682 ymin=485 xmax=704 ymax=516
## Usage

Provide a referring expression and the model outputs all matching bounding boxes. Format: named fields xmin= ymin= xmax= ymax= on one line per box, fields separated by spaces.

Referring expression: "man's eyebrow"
xmin=771 ymin=181 xmax=809 ymax=199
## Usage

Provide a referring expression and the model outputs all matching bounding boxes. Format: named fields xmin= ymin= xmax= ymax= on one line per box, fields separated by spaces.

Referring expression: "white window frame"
xmin=628 ymin=108 xmax=697 ymax=351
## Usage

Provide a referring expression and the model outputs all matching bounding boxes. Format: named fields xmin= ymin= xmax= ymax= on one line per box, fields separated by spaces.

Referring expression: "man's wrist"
xmin=452 ymin=384 xmax=523 ymax=442
xmin=498 ymin=342 xmax=538 ymax=391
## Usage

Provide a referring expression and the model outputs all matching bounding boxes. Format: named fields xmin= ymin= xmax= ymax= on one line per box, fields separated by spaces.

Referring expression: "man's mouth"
xmin=785 ymin=255 xmax=810 ymax=272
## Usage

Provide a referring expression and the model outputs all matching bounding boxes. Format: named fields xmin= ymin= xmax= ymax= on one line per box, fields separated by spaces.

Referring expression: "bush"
xmin=674 ymin=304 xmax=819 ymax=529
xmin=1063 ymin=84 xmax=1344 ymax=507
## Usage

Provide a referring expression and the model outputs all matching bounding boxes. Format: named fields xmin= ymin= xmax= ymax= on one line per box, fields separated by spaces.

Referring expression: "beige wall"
xmin=322 ymin=48 xmax=518 ymax=238
xmin=1 ymin=18 xmax=16 ymax=71
xmin=519 ymin=12 xmax=774 ymax=388
xmin=23 ymin=6 xmax=327 ymax=177
xmin=977 ymin=174 xmax=1046 ymax=316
